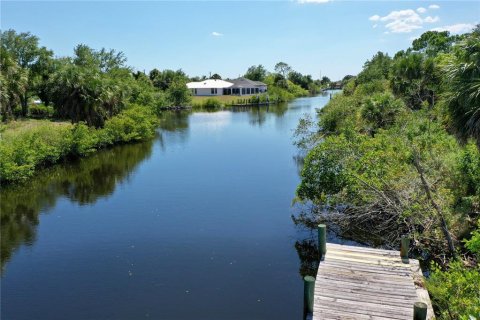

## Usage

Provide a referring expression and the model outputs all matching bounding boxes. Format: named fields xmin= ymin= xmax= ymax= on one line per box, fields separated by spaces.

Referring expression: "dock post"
xmin=318 ymin=224 xmax=327 ymax=261
xmin=303 ymin=276 xmax=315 ymax=317
xmin=413 ymin=302 xmax=427 ymax=320
xmin=400 ymin=236 xmax=410 ymax=261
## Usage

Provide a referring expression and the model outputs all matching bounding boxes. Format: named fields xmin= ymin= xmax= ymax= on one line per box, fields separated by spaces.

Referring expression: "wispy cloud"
xmin=369 ymin=15 xmax=380 ymax=21
xmin=297 ymin=0 xmax=330 ymax=3
xmin=379 ymin=9 xmax=423 ymax=33
xmin=211 ymin=32 xmax=223 ymax=37
xmin=432 ymin=23 xmax=475 ymax=34
xmin=429 ymin=4 xmax=440 ymax=10
xmin=416 ymin=7 xmax=426 ymax=13
xmin=424 ymin=16 xmax=439 ymax=23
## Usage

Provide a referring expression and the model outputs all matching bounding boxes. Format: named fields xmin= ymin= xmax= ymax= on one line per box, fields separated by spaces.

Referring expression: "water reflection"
xmin=292 ymin=202 xmax=372 ymax=283
xmin=0 ymin=139 xmax=154 ymax=271
xmin=158 ymin=110 xmax=190 ymax=132
xmin=0 ymin=102 xmax=299 ymax=273
xmin=157 ymin=111 xmax=191 ymax=151
xmin=191 ymin=111 xmax=232 ymax=132
xmin=231 ymin=103 xmax=289 ymax=127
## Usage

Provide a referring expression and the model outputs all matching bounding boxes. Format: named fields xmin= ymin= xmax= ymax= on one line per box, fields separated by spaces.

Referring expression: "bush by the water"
xmin=200 ymin=98 xmax=222 ymax=109
xmin=0 ymin=105 xmax=158 ymax=184
xmin=427 ymin=222 xmax=480 ymax=320
xmin=29 ymin=104 xmax=55 ymax=119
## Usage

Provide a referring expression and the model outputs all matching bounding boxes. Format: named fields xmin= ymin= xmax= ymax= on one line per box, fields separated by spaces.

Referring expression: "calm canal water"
xmin=1 ymin=93 xmax=340 ymax=320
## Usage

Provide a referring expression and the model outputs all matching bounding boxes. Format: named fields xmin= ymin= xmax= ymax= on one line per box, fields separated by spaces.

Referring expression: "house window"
xmin=255 ymin=88 xmax=259 ymax=93
xmin=242 ymin=88 xmax=245 ymax=95
xmin=211 ymin=88 xmax=217 ymax=94
xmin=194 ymin=89 xmax=197 ymax=95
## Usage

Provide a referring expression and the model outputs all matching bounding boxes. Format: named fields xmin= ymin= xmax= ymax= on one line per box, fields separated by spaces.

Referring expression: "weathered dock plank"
xmin=312 ymin=243 xmax=434 ymax=320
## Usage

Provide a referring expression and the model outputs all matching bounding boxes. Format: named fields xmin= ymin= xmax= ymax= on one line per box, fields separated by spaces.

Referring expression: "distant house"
xmin=187 ymin=79 xmax=233 ymax=96
xmin=224 ymin=77 xmax=268 ymax=96
xmin=187 ymin=77 xmax=267 ymax=96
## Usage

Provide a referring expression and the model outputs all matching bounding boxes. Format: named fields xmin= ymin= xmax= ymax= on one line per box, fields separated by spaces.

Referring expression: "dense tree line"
xmin=0 ymin=28 xmax=331 ymax=125
xmin=294 ymin=27 xmax=480 ymax=319
xmin=244 ymin=62 xmax=330 ymax=95
xmin=0 ymin=29 xmax=192 ymax=125
xmin=0 ymin=29 xmax=193 ymax=184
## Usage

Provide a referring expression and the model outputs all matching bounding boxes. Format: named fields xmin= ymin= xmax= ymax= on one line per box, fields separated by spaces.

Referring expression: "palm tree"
xmin=0 ymin=49 xmax=28 ymax=120
xmin=442 ymin=32 xmax=480 ymax=146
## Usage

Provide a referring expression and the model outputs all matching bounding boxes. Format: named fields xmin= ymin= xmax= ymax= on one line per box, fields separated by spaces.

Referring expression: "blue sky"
xmin=1 ymin=1 xmax=478 ymax=80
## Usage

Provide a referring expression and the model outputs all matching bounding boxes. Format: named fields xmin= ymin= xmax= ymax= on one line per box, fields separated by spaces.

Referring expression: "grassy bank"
xmin=0 ymin=105 xmax=158 ymax=185
xmin=191 ymin=94 xmax=256 ymax=106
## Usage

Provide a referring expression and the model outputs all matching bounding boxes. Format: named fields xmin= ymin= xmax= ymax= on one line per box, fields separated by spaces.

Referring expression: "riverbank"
xmin=0 ymin=105 xmax=158 ymax=185
xmin=0 ymin=85 xmax=315 ymax=185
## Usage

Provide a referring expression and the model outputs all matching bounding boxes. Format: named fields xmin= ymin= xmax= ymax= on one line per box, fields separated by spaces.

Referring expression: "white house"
xmin=187 ymin=78 xmax=268 ymax=96
xmin=186 ymin=79 xmax=233 ymax=96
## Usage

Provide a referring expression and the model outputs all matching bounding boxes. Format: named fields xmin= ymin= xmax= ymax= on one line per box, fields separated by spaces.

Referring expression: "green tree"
xmin=360 ymin=93 xmax=405 ymax=133
xmin=244 ymin=65 xmax=267 ymax=81
xmin=47 ymin=45 xmax=131 ymax=127
xmin=149 ymin=69 xmax=188 ymax=91
xmin=356 ymin=51 xmax=391 ymax=84
xmin=1 ymin=29 xmax=53 ymax=116
xmin=274 ymin=62 xmax=292 ymax=79
xmin=0 ymin=48 xmax=28 ymax=120
xmin=390 ymin=51 xmax=438 ymax=109
xmin=412 ymin=31 xmax=457 ymax=57
xmin=211 ymin=73 xmax=222 ymax=80
xmin=441 ymin=32 xmax=480 ymax=146
xmin=166 ymin=78 xmax=191 ymax=106
xmin=288 ymin=71 xmax=313 ymax=90
xmin=320 ymin=76 xmax=331 ymax=85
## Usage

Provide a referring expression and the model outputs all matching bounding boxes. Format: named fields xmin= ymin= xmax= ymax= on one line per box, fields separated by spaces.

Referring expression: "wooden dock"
xmin=310 ymin=243 xmax=434 ymax=320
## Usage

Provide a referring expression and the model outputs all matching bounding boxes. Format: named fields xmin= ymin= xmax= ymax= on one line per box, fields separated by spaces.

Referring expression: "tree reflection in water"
xmin=0 ymin=139 xmax=154 ymax=271
xmin=231 ymin=103 xmax=289 ymax=127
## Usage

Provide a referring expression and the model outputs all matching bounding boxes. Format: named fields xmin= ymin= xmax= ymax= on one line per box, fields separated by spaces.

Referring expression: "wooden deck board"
xmin=312 ymin=243 xmax=434 ymax=320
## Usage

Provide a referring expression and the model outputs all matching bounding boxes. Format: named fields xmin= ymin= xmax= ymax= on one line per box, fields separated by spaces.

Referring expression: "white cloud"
xmin=429 ymin=4 xmax=440 ymax=9
xmin=211 ymin=32 xmax=223 ymax=37
xmin=379 ymin=9 xmax=423 ymax=33
xmin=432 ymin=23 xmax=475 ymax=34
xmin=424 ymin=16 xmax=439 ymax=23
xmin=373 ymin=24 xmax=378 ymax=29
xmin=297 ymin=0 xmax=330 ymax=3
xmin=370 ymin=7 xmax=445 ymax=34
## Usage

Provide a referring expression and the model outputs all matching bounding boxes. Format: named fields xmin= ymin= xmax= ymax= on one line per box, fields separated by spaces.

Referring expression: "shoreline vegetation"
xmin=294 ymin=27 xmax=480 ymax=318
xmin=0 ymin=29 xmax=329 ymax=185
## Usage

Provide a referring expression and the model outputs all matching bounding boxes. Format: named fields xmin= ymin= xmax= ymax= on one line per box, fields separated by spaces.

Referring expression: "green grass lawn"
xmin=191 ymin=95 xmax=256 ymax=105
xmin=0 ymin=118 xmax=71 ymax=136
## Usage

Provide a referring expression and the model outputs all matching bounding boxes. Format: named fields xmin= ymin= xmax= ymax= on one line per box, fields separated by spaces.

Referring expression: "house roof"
xmin=187 ymin=79 xmax=233 ymax=89
xmin=228 ymin=77 xmax=267 ymax=88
